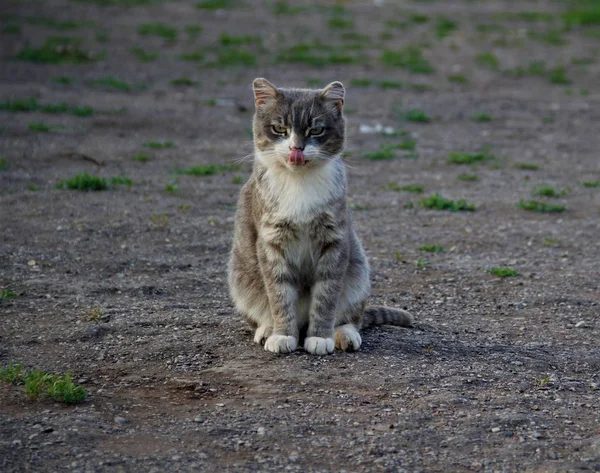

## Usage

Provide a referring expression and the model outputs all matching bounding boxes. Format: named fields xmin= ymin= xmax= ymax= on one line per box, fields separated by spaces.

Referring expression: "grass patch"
xmin=380 ymin=45 xmax=434 ymax=73
xmin=197 ymin=0 xmax=240 ymax=9
xmin=328 ymin=16 xmax=354 ymax=29
xmin=0 ymin=158 xmax=7 ymax=172
xmin=179 ymin=50 xmax=205 ymax=62
xmin=493 ymin=11 xmax=554 ymax=22
xmin=143 ymin=140 xmax=174 ymax=149
xmin=273 ymin=0 xmax=306 ymax=15
xmin=532 ymin=184 xmax=565 ymax=198
xmin=488 ymin=267 xmax=519 ymax=278
xmin=476 ymin=52 xmax=500 ymax=70
xmin=219 ymin=33 xmax=261 ymax=46
xmin=171 ymin=77 xmax=198 ymax=86
xmin=28 ymin=122 xmax=65 ymax=132
xmin=420 ymin=193 xmax=475 ymax=211
xmin=3 ymin=24 xmax=21 ymax=34
xmin=0 ymin=363 xmax=85 ymax=404
xmin=56 ymin=172 xmax=108 ymax=191
xmin=185 ymin=25 xmax=203 ymax=39
xmin=457 ymin=173 xmax=478 ymax=181
xmin=581 ymin=179 xmax=600 ymax=188
xmin=517 ymin=199 xmax=566 ymax=213
xmin=364 ymin=149 xmax=395 ymax=161
xmin=416 ymin=258 xmax=429 ymax=268
xmin=176 ymin=164 xmax=239 ymax=176
xmin=528 ymin=28 xmax=567 ymax=46
xmin=130 ymin=47 xmax=158 ymax=62
xmin=548 ymin=66 xmax=570 ymax=85
xmin=133 ymin=152 xmax=149 ymax=162
xmin=1 ymin=287 xmax=17 ymax=300
xmin=404 ymin=109 xmax=431 ymax=123
xmin=138 ymin=22 xmax=177 ymax=41
xmin=515 ymin=162 xmax=540 ymax=170
xmin=435 ymin=16 xmax=457 ymax=39
xmin=90 ymin=76 xmax=135 ymax=92
xmin=419 ymin=244 xmax=444 ymax=253
xmin=379 ymin=80 xmax=403 ymax=89
xmin=52 ymin=76 xmax=73 ymax=85
xmin=110 ymin=176 xmax=132 ymax=187
xmin=447 ymin=73 xmax=468 ymax=84
xmin=471 ymin=111 xmax=492 ymax=122
xmin=543 ymin=237 xmax=560 ymax=247
xmin=17 ymin=36 xmax=99 ymax=64
xmin=564 ymin=6 xmax=600 ymax=27
xmin=232 ymin=175 xmax=243 ymax=184
xmin=350 ymin=78 xmax=373 ymax=87
xmin=448 ymin=151 xmax=493 ymax=164
xmin=1 ymin=98 xmax=93 ymax=117
xmin=214 ymin=48 xmax=256 ymax=67
xmin=384 ymin=183 xmax=424 ymax=193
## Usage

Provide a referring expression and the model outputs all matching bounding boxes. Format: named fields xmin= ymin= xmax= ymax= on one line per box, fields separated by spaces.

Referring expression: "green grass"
xmin=1 ymin=287 xmax=17 ymax=300
xmin=219 ymin=33 xmax=261 ymax=46
xmin=384 ymin=183 xmax=424 ymax=193
xmin=28 ymin=122 xmax=64 ymax=132
xmin=110 ymin=176 xmax=132 ymax=186
xmin=165 ymin=181 xmax=178 ymax=193
xmin=214 ymin=48 xmax=256 ymax=67
xmin=3 ymin=24 xmax=21 ymax=34
xmin=581 ymin=179 xmax=600 ymax=188
xmin=528 ymin=29 xmax=567 ymax=46
xmin=420 ymin=193 xmax=475 ymax=211
xmin=328 ymin=16 xmax=354 ymax=29
xmin=532 ymin=184 xmax=565 ymax=198
xmin=564 ymin=5 xmax=600 ymax=27
xmin=27 ymin=184 xmax=39 ymax=191
xmin=410 ymin=13 xmax=429 ymax=23
xmin=0 ymin=158 xmax=8 ymax=172
xmin=488 ymin=267 xmax=519 ymax=278
xmin=143 ymin=141 xmax=174 ymax=149
xmin=0 ymin=363 xmax=85 ymax=404
xmin=447 ymin=73 xmax=468 ymax=84
xmin=130 ymin=47 xmax=158 ymax=62
xmin=378 ymin=80 xmax=403 ymax=89
xmin=380 ymin=45 xmax=434 ymax=73
xmin=350 ymin=78 xmax=373 ymax=87
xmin=171 ymin=77 xmax=198 ymax=86
xmin=56 ymin=172 xmax=108 ymax=191
xmin=133 ymin=152 xmax=149 ymax=162
xmin=493 ymin=11 xmax=554 ymax=22
xmin=416 ymin=258 xmax=429 ymax=268
xmin=471 ymin=111 xmax=492 ymax=122
xmin=457 ymin=173 xmax=478 ymax=181
xmin=448 ymin=151 xmax=493 ymax=164
xmin=17 ymin=36 xmax=99 ymax=64
xmin=232 ymin=175 xmax=243 ymax=184
xmin=176 ymin=164 xmax=239 ymax=176
xmin=364 ymin=149 xmax=395 ymax=161
xmin=404 ymin=109 xmax=431 ymax=123
xmin=542 ymin=237 xmax=560 ymax=247
xmin=476 ymin=52 xmax=500 ymax=70
xmin=197 ymin=0 xmax=239 ymax=9
xmin=435 ymin=16 xmax=457 ymax=39
xmin=419 ymin=244 xmax=444 ymax=253
xmin=548 ymin=66 xmax=570 ymax=85
xmin=273 ymin=0 xmax=306 ymax=15
xmin=185 ymin=25 xmax=203 ymax=39
xmin=515 ymin=162 xmax=540 ymax=171
xmin=90 ymin=76 xmax=136 ymax=92
xmin=52 ymin=76 xmax=73 ymax=85
xmin=1 ymin=98 xmax=93 ymax=117
xmin=179 ymin=50 xmax=205 ymax=61
xmin=138 ymin=22 xmax=177 ymax=41
xmin=517 ymin=199 xmax=566 ymax=213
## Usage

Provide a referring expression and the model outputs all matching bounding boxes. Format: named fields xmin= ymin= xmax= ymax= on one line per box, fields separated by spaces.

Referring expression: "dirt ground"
xmin=1 ymin=0 xmax=599 ymax=471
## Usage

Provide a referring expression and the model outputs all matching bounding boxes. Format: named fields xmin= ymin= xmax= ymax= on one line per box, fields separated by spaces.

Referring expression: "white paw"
xmin=254 ymin=325 xmax=272 ymax=345
xmin=304 ymin=337 xmax=335 ymax=355
xmin=334 ymin=324 xmax=362 ymax=352
xmin=264 ymin=334 xmax=298 ymax=354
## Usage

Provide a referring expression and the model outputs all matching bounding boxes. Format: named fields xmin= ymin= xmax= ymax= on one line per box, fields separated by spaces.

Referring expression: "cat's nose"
xmin=289 ymin=145 xmax=305 ymax=151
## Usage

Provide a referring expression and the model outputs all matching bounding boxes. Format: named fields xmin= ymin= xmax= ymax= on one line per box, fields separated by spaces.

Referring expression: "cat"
xmin=228 ymin=78 xmax=413 ymax=355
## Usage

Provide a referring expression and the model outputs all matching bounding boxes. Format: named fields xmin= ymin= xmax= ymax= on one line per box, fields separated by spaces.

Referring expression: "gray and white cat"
xmin=228 ymin=78 xmax=413 ymax=355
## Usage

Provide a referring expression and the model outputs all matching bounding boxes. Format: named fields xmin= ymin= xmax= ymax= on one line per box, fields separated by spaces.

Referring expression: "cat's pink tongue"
xmin=289 ymin=148 xmax=305 ymax=166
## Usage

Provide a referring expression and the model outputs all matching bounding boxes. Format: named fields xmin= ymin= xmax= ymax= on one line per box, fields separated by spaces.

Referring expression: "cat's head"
xmin=251 ymin=78 xmax=346 ymax=170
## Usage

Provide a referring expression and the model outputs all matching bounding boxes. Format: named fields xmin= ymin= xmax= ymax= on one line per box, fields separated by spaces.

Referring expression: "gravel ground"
xmin=1 ymin=0 xmax=599 ymax=471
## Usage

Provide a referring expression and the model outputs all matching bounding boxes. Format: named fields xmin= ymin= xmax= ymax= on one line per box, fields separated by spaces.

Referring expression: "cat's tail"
xmin=362 ymin=306 xmax=414 ymax=329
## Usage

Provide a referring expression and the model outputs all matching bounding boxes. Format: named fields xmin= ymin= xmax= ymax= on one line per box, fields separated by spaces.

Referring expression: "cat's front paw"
xmin=304 ymin=337 xmax=335 ymax=355
xmin=264 ymin=334 xmax=298 ymax=354
xmin=254 ymin=325 xmax=273 ymax=345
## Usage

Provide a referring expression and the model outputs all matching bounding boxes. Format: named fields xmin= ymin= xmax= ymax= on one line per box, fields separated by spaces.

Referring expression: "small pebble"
xmin=114 ymin=416 xmax=128 ymax=424
xmin=257 ymin=427 xmax=266 ymax=436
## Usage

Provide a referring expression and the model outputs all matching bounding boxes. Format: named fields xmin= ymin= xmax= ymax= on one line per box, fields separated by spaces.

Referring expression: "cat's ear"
xmin=252 ymin=78 xmax=280 ymax=109
xmin=321 ymin=81 xmax=345 ymax=111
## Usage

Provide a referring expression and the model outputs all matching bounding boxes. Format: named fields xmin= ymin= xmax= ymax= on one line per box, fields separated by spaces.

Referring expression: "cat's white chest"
xmin=265 ymin=161 xmax=342 ymax=222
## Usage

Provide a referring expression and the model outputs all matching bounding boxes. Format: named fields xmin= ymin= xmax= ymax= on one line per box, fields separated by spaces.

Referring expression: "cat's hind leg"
xmin=334 ymin=324 xmax=362 ymax=351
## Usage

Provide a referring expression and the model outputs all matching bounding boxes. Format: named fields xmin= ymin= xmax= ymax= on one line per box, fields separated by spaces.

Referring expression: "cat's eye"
xmin=309 ymin=127 xmax=325 ymax=136
xmin=271 ymin=125 xmax=287 ymax=135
